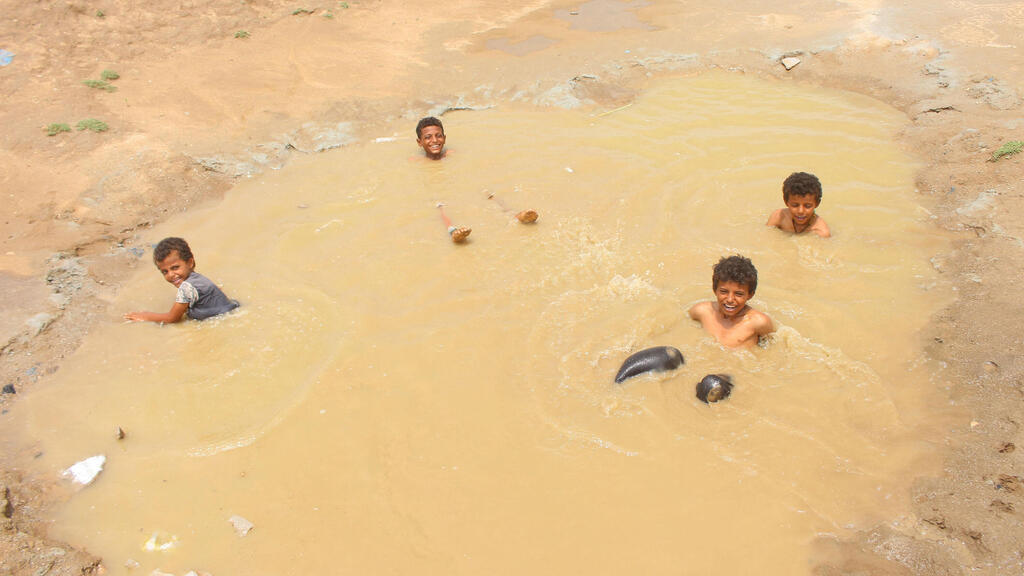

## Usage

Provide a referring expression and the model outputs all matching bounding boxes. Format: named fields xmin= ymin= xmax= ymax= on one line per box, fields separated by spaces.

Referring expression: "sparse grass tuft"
xmin=100 ymin=69 xmax=120 ymax=81
xmin=323 ymin=11 xmax=334 ymax=18
xmin=76 ymin=119 xmax=109 ymax=132
xmin=339 ymin=1 xmax=348 ymax=7
xmin=234 ymin=30 xmax=250 ymax=38
xmin=991 ymin=141 xmax=1024 ymax=162
xmin=292 ymin=8 xmax=313 ymax=14
xmin=82 ymin=79 xmax=117 ymax=92
xmin=96 ymin=9 xmax=104 ymax=17
xmin=46 ymin=123 xmax=72 ymax=136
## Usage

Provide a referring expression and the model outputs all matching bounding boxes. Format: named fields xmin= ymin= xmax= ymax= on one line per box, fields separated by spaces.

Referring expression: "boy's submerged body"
xmin=125 ymin=237 xmax=239 ymax=323
xmin=767 ymin=171 xmax=831 ymax=238
xmin=689 ymin=255 xmax=774 ymax=349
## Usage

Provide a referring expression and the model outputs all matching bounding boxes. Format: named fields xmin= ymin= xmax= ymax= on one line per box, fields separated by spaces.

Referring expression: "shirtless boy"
xmin=689 ymin=255 xmax=775 ymax=348
xmin=766 ymin=171 xmax=831 ymax=237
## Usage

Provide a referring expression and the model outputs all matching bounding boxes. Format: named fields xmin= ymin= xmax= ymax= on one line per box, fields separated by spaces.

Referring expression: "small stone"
xmin=2 ymin=384 xmax=14 ymax=394
xmin=228 ymin=514 xmax=254 ymax=536
xmin=983 ymin=361 xmax=999 ymax=373
xmin=116 ymin=427 xmax=126 ymax=440
xmin=124 ymin=559 xmax=140 ymax=569
xmin=970 ymin=420 xmax=980 ymax=428
xmin=25 ymin=312 xmax=55 ymax=336
xmin=2 ymin=485 xmax=13 ymax=518
xmin=780 ymin=57 xmax=801 ymax=70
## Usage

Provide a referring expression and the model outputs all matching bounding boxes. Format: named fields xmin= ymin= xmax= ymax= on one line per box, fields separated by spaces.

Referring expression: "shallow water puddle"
xmin=1 ymin=73 xmax=956 ymax=575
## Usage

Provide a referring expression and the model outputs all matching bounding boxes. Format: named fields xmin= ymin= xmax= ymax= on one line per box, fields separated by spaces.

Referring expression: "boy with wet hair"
xmin=125 ymin=237 xmax=239 ymax=323
xmin=688 ymin=255 xmax=774 ymax=348
xmin=766 ymin=171 xmax=831 ymax=237
xmin=416 ymin=116 xmax=447 ymax=160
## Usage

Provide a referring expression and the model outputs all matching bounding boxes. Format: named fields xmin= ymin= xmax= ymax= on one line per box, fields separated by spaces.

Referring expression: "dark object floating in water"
xmin=696 ymin=374 xmax=733 ymax=404
xmin=614 ymin=346 xmax=684 ymax=383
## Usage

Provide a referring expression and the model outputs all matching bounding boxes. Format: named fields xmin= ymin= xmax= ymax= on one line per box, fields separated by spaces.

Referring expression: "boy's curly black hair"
xmin=782 ymin=172 xmax=822 ymax=203
xmin=415 ymin=116 xmax=444 ymax=139
xmin=712 ymin=255 xmax=758 ymax=295
xmin=153 ymin=237 xmax=193 ymax=264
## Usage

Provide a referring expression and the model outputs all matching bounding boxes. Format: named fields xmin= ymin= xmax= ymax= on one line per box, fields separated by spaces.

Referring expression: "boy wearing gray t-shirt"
xmin=125 ymin=237 xmax=239 ymax=323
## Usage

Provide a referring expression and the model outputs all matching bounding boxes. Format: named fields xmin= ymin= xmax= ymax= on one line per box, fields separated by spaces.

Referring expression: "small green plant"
xmin=234 ymin=30 xmax=250 ymax=38
xmin=76 ymin=119 xmax=109 ymax=132
xmin=82 ymin=79 xmax=116 ymax=92
xmin=292 ymin=8 xmax=313 ymax=14
xmin=100 ymin=69 xmax=119 ymax=81
xmin=46 ymin=123 xmax=72 ymax=136
xmin=96 ymin=9 xmax=104 ymax=17
xmin=323 ymin=10 xmax=333 ymax=18
xmin=991 ymin=141 xmax=1023 ymax=162
xmin=339 ymin=1 xmax=348 ymax=7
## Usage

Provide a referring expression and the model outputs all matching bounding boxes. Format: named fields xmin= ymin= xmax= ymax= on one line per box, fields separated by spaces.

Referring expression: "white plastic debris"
xmin=62 ymin=455 xmax=106 ymax=486
xmin=143 ymin=531 xmax=179 ymax=551
xmin=228 ymin=514 xmax=254 ymax=536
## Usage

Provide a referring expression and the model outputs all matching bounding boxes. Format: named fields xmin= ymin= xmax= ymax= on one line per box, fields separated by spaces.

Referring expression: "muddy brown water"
xmin=1 ymin=73 xmax=959 ymax=575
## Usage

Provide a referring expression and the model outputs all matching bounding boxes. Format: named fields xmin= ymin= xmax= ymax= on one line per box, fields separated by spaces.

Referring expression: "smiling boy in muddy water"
xmin=766 ymin=171 xmax=831 ymax=238
xmin=689 ymin=255 xmax=775 ymax=348
xmin=125 ymin=237 xmax=239 ymax=323
xmin=416 ymin=116 xmax=447 ymax=160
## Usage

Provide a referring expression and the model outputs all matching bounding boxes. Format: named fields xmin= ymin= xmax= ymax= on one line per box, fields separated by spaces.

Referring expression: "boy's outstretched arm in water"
xmin=125 ymin=302 xmax=188 ymax=324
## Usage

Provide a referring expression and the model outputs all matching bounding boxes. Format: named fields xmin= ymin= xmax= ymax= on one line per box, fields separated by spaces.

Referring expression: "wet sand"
xmin=1 ymin=0 xmax=1023 ymax=574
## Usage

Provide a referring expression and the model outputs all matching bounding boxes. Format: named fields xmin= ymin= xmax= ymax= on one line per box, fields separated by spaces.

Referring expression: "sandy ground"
xmin=1 ymin=0 xmax=1023 ymax=573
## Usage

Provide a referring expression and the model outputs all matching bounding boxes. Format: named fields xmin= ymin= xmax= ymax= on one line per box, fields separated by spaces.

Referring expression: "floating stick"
xmin=595 ymin=102 xmax=634 ymax=118
xmin=486 ymin=190 xmax=539 ymax=224
xmin=437 ymin=203 xmax=471 ymax=243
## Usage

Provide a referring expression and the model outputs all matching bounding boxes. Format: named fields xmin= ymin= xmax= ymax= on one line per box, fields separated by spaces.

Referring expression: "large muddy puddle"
xmin=1 ymin=73 xmax=958 ymax=575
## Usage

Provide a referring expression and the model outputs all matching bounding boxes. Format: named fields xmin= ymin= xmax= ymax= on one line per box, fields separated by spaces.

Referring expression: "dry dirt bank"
xmin=1 ymin=1 xmax=1022 ymax=574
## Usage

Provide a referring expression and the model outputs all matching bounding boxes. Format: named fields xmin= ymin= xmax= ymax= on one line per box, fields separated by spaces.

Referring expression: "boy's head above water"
xmin=416 ymin=116 xmax=446 ymax=160
xmin=712 ymin=254 xmax=757 ymax=297
xmin=782 ymin=171 xmax=822 ymax=204
xmin=153 ymin=237 xmax=195 ymax=288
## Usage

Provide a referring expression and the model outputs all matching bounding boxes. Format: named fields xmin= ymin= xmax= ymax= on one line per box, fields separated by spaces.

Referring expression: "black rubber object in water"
xmin=696 ymin=374 xmax=733 ymax=403
xmin=614 ymin=346 xmax=685 ymax=383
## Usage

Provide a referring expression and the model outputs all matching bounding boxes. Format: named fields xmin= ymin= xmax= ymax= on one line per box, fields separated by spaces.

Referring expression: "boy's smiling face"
xmin=714 ymin=280 xmax=752 ymax=319
xmin=785 ymin=193 xmax=820 ymax=230
xmin=156 ymin=250 xmax=195 ymax=288
xmin=417 ymin=125 xmax=446 ymax=159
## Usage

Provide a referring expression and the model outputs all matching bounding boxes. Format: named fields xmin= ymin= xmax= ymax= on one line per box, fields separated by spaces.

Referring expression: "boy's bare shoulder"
xmin=744 ymin=306 xmax=775 ymax=334
xmin=810 ymin=215 xmax=831 ymax=237
xmin=688 ymin=300 xmax=713 ymax=319
xmin=767 ymin=208 xmax=795 ymax=231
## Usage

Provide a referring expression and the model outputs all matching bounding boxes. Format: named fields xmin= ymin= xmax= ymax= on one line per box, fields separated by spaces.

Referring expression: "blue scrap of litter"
xmin=0 ymin=50 xmax=14 ymax=66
